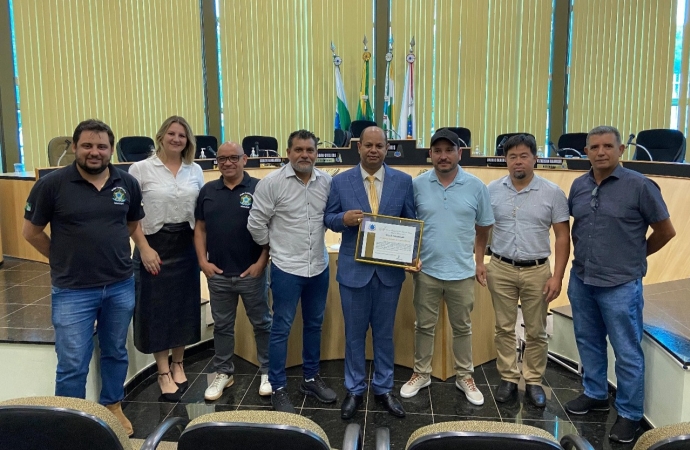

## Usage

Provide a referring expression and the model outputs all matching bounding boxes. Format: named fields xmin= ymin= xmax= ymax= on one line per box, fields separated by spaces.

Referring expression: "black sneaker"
xmin=564 ymin=393 xmax=610 ymax=415
xmin=609 ymin=416 xmax=640 ymax=443
xmin=271 ymin=388 xmax=295 ymax=413
xmin=299 ymin=374 xmax=337 ymax=403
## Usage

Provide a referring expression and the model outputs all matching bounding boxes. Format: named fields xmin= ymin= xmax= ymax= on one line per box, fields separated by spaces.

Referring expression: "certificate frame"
xmin=354 ymin=213 xmax=424 ymax=269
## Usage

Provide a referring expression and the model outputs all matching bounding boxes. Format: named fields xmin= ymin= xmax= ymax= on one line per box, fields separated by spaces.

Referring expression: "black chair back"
xmin=444 ymin=127 xmax=472 ymax=147
xmin=495 ymin=133 xmax=536 ymax=156
xmin=350 ymin=120 xmax=377 ymax=138
xmin=0 ymin=405 xmax=125 ymax=450
xmin=634 ymin=129 xmax=686 ymax=162
xmin=557 ymin=132 xmax=588 ymax=156
xmin=195 ymin=135 xmax=219 ymax=158
xmin=178 ymin=422 xmax=331 ymax=450
xmin=116 ymin=136 xmax=154 ymax=162
xmin=334 ymin=128 xmax=352 ymax=147
xmin=47 ymin=136 xmax=75 ymax=167
xmin=242 ymin=135 xmax=279 ymax=156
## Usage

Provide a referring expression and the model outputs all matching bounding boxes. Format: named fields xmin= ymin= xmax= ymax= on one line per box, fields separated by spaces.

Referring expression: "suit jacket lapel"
xmin=378 ymin=164 xmax=395 ymax=214
xmin=349 ymin=164 xmax=371 ymax=212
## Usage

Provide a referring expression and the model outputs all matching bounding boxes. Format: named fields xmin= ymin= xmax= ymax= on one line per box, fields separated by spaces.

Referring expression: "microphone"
xmin=56 ymin=139 xmax=71 ymax=166
xmin=254 ymin=141 xmax=260 ymax=156
xmin=632 ymin=143 xmax=653 ymax=161
xmin=548 ymin=140 xmax=558 ymax=157
xmin=496 ymin=136 xmax=508 ymax=155
xmin=205 ymin=146 xmax=217 ymax=157
xmin=626 ymin=134 xmax=635 ymax=146
xmin=559 ymin=147 xmax=583 ymax=158
xmin=457 ymin=137 xmax=469 ymax=148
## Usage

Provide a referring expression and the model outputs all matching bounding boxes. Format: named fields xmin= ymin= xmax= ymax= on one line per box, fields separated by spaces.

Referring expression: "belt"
xmin=491 ymin=252 xmax=547 ymax=267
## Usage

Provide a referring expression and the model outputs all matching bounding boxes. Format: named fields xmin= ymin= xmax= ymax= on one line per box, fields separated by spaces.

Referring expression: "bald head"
xmin=218 ymin=141 xmax=243 ymax=154
xmin=360 ymin=126 xmax=387 ymax=143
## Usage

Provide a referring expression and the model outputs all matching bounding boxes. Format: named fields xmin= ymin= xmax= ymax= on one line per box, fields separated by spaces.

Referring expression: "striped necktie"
xmin=367 ymin=175 xmax=379 ymax=214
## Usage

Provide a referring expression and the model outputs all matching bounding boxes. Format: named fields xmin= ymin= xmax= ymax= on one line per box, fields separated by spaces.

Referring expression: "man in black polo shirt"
xmin=22 ymin=119 xmax=144 ymax=436
xmin=194 ymin=141 xmax=272 ymax=401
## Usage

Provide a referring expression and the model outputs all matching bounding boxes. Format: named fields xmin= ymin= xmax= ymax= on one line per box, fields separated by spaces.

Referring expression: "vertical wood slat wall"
xmin=567 ymin=0 xmax=676 ymax=159
xmin=13 ymin=0 xmax=206 ymax=170
xmin=217 ymin=0 xmax=373 ymax=151
xmin=390 ymin=0 xmax=553 ymax=152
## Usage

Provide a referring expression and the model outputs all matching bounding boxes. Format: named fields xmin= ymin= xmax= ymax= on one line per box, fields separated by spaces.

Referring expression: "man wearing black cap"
xmin=400 ymin=128 xmax=494 ymax=406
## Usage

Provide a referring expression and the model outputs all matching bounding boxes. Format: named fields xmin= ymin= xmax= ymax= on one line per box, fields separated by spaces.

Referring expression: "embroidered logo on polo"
xmin=112 ymin=187 xmax=127 ymax=205
xmin=239 ymin=193 xmax=253 ymax=208
xmin=25 ymin=202 xmax=32 ymax=212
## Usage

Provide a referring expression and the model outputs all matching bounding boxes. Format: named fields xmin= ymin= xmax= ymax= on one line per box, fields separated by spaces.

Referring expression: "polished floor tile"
xmin=0 ymin=304 xmax=52 ymax=328
xmin=0 ymin=285 xmax=51 ymax=304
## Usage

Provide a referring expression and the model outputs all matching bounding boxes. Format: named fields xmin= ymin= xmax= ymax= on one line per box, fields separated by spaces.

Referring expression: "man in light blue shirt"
xmin=400 ymin=128 xmax=494 ymax=405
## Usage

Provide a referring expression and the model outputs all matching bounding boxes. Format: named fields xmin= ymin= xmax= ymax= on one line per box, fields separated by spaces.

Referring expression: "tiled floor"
xmin=123 ymin=352 xmax=644 ymax=450
xmin=0 ymin=256 xmax=647 ymax=449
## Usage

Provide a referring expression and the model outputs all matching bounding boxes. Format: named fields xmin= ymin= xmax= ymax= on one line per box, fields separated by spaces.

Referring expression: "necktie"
xmin=367 ymin=175 xmax=379 ymax=214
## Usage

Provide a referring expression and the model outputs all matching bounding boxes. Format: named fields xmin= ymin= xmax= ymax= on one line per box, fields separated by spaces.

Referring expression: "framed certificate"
xmin=354 ymin=213 xmax=424 ymax=269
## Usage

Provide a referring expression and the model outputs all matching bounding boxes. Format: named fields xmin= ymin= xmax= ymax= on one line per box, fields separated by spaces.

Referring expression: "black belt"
xmin=491 ymin=252 xmax=547 ymax=267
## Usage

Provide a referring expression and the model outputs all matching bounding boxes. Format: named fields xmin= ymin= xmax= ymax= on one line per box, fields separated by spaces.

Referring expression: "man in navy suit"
xmin=324 ymin=126 xmax=416 ymax=419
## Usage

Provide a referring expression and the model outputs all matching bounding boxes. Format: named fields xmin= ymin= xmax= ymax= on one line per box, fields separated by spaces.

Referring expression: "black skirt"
xmin=133 ymin=223 xmax=201 ymax=354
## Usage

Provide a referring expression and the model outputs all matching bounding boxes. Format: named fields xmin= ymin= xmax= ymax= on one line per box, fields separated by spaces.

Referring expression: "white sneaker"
xmin=400 ymin=373 xmax=431 ymax=398
xmin=259 ymin=374 xmax=272 ymax=396
xmin=204 ymin=373 xmax=233 ymax=401
xmin=456 ymin=376 xmax=484 ymax=405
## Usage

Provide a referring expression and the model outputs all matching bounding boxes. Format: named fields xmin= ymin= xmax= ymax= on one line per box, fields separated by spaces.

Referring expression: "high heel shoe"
xmin=171 ymin=360 xmax=189 ymax=393
xmin=158 ymin=372 xmax=182 ymax=402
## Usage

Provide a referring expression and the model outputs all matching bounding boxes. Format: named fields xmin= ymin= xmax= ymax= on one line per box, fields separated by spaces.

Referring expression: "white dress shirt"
xmin=129 ymin=156 xmax=204 ymax=235
xmin=247 ymin=164 xmax=332 ymax=277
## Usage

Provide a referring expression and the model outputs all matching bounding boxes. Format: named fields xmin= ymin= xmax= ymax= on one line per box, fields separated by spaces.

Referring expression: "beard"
xmin=291 ymin=160 xmax=314 ymax=174
xmin=77 ymin=158 xmax=109 ymax=175
xmin=513 ymin=170 xmax=526 ymax=179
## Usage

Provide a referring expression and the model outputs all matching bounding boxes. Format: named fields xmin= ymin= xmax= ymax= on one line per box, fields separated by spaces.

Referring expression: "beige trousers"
xmin=412 ymin=272 xmax=475 ymax=378
xmin=486 ymin=256 xmax=551 ymax=385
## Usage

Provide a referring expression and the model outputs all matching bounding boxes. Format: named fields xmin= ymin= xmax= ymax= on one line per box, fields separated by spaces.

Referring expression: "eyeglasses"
xmin=590 ymin=186 xmax=599 ymax=211
xmin=217 ymin=155 xmax=243 ymax=164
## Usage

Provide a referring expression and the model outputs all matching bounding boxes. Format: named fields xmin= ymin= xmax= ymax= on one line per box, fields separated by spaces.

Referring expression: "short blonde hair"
xmin=155 ymin=116 xmax=196 ymax=164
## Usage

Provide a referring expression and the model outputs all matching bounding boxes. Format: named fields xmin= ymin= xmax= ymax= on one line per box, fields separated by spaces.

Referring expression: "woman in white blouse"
xmin=129 ymin=116 xmax=204 ymax=401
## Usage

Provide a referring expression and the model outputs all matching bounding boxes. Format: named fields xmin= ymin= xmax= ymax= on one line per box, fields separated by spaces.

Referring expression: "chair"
xmin=116 ymin=136 xmax=155 ymax=162
xmin=241 ymin=135 xmax=279 ymax=156
xmin=195 ymin=135 xmax=219 ymax=158
xmin=495 ymin=133 xmax=536 ymax=156
xmin=334 ymin=128 xmax=352 ymax=147
xmin=349 ymin=120 xmax=377 ymax=138
xmin=0 ymin=396 xmax=185 ymax=450
xmin=633 ymin=422 xmax=690 ymax=450
xmin=633 ymin=129 xmax=686 ymax=162
xmin=392 ymin=421 xmax=593 ymax=450
xmin=176 ymin=410 xmax=361 ymax=450
xmin=557 ymin=133 xmax=588 ymax=158
xmin=47 ymin=136 xmax=75 ymax=167
xmin=444 ymin=127 xmax=472 ymax=147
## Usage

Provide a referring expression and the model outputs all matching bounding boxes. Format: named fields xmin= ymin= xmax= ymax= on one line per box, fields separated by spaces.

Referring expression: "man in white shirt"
xmin=248 ymin=129 xmax=336 ymax=413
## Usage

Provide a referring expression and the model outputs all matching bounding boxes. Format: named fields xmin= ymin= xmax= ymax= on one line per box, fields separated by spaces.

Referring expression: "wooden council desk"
xmin=2 ymin=163 xmax=689 ymax=380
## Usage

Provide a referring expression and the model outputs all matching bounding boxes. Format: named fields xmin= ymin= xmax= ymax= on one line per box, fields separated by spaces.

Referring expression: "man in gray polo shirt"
xmin=485 ymin=134 xmax=570 ymax=408
xmin=566 ymin=125 xmax=675 ymax=443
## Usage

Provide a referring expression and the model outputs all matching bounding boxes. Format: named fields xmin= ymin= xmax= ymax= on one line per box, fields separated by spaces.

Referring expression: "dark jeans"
xmin=268 ymin=264 xmax=329 ymax=389
xmin=207 ymin=270 xmax=272 ymax=374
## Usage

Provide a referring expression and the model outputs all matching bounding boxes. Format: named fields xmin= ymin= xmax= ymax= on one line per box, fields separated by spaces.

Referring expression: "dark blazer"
xmin=324 ymin=163 xmax=416 ymax=288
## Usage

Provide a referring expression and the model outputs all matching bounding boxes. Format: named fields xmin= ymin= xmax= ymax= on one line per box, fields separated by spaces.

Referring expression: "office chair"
xmin=334 ymin=128 xmax=352 ymax=147
xmin=116 ymin=136 xmax=155 ymax=162
xmin=176 ymin=410 xmax=362 ymax=450
xmin=633 ymin=421 xmax=690 ymax=449
xmin=195 ymin=135 xmax=219 ymax=158
xmin=386 ymin=421 xmax=593 ymax=450
xmin=444 ymin=127 xmax=472 ymax=147
xmin=633 ymin=129 xmax=686 ymax=162
xmin=242 ymin=135 xmax=279 ymax=156
xmin=0 ymin=396 xmax=185 ymax=450
xmin=557 ymin=132 xmax=587 ymax=158
xmin=495 ymin=133 xmax=536 ymax=156
xmin=349 ymin=120 xmax=377 ymax=138
xmin=47 ymin=136 xmax=75 ymax=167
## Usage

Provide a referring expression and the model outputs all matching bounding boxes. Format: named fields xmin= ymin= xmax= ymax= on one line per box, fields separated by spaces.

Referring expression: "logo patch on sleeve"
xmin=25 ymin=202 xmax=32 ymax=212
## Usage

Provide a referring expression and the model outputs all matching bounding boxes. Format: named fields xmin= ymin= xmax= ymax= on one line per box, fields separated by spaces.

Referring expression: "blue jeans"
xmin=567 ymin=270 xmax=644 ymax=421
xmin=51 ymin=276 xmax=135 ymax=406
xmin=268 ymin=264 xmax=329 ymax=390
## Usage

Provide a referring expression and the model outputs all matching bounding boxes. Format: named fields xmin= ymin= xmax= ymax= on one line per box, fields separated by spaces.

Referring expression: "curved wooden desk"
xmin=2 ymin=164 xmax=688 ymax=380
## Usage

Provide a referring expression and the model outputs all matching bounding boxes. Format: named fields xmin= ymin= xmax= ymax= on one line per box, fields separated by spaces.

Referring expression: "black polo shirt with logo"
xmin=24 ymin=162 xmax=145 ymax=289
xmin=195 ymin=172 xmax=262 ymax=276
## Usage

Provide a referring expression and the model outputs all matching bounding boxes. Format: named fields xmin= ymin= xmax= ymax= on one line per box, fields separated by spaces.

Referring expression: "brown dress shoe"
xmin=105 ymin=402 xmax=133 ymax=436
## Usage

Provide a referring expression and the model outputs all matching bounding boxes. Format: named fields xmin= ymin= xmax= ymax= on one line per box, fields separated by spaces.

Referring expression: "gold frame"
xmin=354 ymin=213 xmax=424 ymax=269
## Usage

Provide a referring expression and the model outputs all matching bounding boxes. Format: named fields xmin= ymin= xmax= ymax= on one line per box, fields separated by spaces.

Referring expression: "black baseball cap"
xmin=429 ymin=128 xmax=460 ymax=147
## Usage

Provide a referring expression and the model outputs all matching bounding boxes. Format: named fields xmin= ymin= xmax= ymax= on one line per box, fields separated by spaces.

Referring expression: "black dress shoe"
xmin=525 ymin=384 xmax=546 ymax=407
xmin=375 ymin=392 xmax=406 ymax=418
xmin=494 ymin=380 xmax=518 ymax=403
xmin=340 ymin=393 xmax=364 ymax=419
